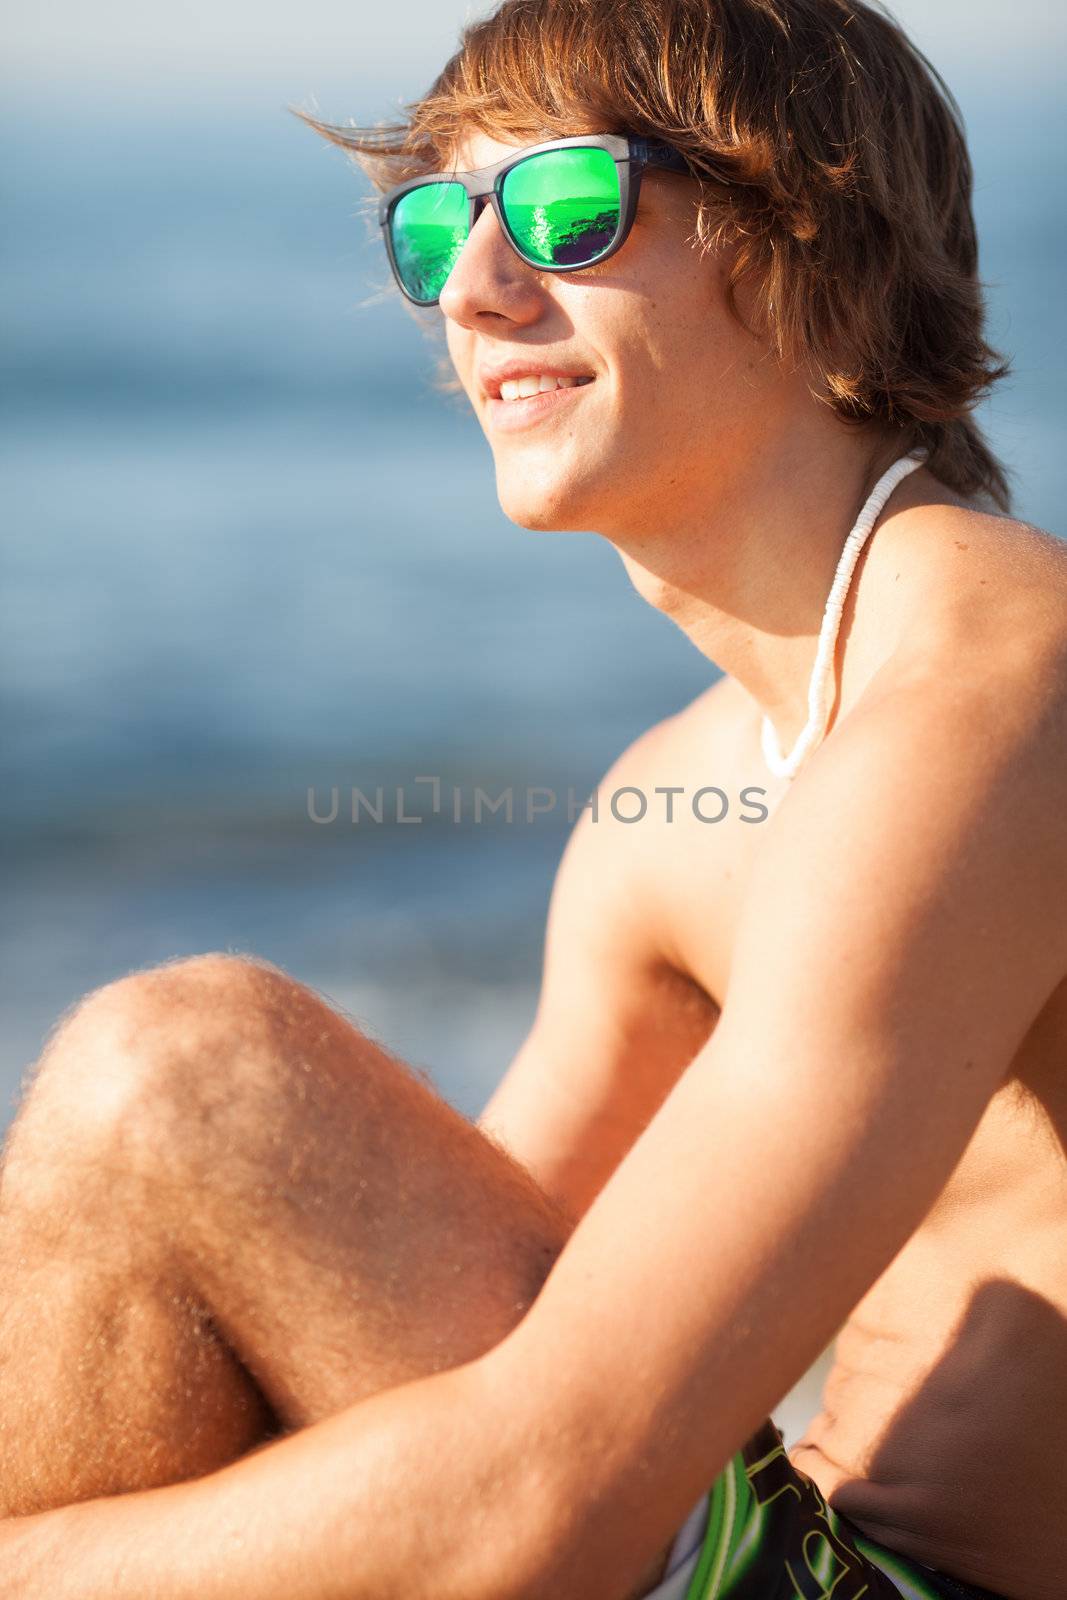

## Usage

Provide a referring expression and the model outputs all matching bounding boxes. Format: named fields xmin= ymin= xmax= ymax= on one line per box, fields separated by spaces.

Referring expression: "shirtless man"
xmin=2 ymin=1 xmax=1065 ymax=1597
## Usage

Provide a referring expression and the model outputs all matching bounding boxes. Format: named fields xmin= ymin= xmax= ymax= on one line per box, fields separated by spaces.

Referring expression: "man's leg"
xmin=0 ymin=952 xmax=573 ymax=1518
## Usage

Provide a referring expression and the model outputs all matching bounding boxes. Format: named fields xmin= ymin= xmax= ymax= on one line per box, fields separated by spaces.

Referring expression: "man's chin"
xmin=500 ymin=502 xmax=574 ymax=533
xmin=495 ymin=473 xmax=595 ymax=534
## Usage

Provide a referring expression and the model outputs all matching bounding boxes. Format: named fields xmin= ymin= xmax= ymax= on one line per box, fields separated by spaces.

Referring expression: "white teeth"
xmin=498 ymin=374 xmax=590 ymax=402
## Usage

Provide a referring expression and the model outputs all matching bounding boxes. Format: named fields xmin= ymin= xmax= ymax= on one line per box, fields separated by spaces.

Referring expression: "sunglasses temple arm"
xmin=632 ymin=140 xmax=740 ymax=189
xmin=629 ymin=139 xmax=692 ymax=175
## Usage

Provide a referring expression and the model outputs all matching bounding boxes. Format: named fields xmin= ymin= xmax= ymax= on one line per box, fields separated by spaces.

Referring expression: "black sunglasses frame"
xmin=377 ymin=133 xmax=696 ymax=307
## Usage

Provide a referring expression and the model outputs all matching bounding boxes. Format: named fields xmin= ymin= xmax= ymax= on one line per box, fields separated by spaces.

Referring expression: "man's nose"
xmin=438 ymin=196 xmax=545 ymax=325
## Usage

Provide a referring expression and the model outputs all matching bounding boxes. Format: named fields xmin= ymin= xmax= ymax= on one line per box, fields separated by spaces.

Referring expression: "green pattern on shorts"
xmin=680 ymin=1421 xmax=951 ymax=1600
xmin=850 ymin=1536 xmax=949 ymax=1600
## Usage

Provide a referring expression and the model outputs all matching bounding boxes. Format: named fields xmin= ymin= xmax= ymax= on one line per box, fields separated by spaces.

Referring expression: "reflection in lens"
xmin=391 ymin=182 xmax=468 ymax=302
xmin=501 ymin=148 xmax=621 ymax=267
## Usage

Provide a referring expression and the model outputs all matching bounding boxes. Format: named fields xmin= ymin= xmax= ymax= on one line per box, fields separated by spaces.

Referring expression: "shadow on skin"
xmin=826 ymin=1278 xmax=1067 ymax=1597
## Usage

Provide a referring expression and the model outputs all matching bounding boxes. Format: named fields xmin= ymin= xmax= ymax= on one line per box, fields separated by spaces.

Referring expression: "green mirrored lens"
xmin=500 ymin=147 xmax=621 ymax=267
xmin=390 ymin=181 xmax=468 ymax=303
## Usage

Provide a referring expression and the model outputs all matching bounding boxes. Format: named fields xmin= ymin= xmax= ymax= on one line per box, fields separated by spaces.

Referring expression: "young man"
xmin=2 ymin=1 xmax=1065 ymax=1596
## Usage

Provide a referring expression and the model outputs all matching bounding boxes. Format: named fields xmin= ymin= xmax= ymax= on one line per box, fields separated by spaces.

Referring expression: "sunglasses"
xmin=377 ymin=133 xmax=694 ymax=307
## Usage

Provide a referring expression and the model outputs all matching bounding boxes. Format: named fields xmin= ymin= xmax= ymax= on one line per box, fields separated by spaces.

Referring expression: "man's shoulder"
xmin=843 ymin=500 xmax=1067 ymax=789
xmin=895 ymin=499 xmax=1067 ymax=635
xmin=779 ymin=601 xmax=1067 ymax=970
xmin=814 ymin=616 xmax=1067 ymax=820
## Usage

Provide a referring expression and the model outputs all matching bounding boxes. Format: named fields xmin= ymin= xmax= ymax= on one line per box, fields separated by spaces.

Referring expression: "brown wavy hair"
xmin=293 ymin=0 xmax=1014 ymax=512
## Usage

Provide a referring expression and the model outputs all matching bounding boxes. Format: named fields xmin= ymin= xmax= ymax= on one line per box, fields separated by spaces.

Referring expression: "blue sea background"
xmin=3 ymin=9 xmax=1065 ymax=1178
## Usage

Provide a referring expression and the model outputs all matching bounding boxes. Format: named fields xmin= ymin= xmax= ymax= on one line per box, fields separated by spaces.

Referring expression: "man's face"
xmin=441 ymin=128 xmax=804 ymax=541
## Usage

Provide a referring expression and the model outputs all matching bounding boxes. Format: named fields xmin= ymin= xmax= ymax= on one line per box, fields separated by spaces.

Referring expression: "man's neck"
xmin=610 ymin=426 xmax=943 ymax=754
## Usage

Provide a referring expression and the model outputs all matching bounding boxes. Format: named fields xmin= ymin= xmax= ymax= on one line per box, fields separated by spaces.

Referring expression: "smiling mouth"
xmin=496 ymin=374 xmax=595 ymax=403
xmin=483 ymin=377 xmax=595 ymax=431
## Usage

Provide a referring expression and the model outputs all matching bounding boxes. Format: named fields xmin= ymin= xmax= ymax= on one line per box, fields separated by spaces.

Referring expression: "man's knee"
xmin=8 ymin=952 xmax=341 ymax=1185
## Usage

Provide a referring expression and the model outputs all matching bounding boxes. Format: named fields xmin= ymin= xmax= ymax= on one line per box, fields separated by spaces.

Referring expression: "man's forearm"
xmin=1 ymin=1355 xmax=557 ymax=1600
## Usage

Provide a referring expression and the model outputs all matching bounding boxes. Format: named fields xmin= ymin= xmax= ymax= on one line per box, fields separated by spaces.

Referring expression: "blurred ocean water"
xmin=2 ymin=87 xmax=1065 ymax=1130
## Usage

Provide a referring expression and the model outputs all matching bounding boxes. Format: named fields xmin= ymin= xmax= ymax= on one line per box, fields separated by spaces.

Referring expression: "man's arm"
xmin=6 ymin=669 xmax=1066 ymax=1600
xmin=478 ymin=692 xmax=725 ymax=1221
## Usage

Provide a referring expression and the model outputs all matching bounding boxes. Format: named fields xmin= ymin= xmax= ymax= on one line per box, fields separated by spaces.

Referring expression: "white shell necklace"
xmin=760 ymin=448 xmax=928 ymax=781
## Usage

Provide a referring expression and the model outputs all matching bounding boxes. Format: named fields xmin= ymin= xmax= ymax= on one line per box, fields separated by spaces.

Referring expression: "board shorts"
xmin=647 ymin=1417 xmax=1008 ymax=1600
